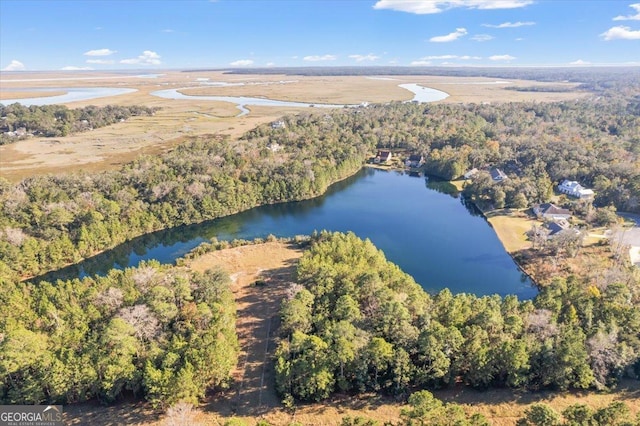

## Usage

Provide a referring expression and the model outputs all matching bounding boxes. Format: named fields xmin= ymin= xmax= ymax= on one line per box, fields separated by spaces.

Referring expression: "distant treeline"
xmin=221 ymin=66 xmax=640 ymax=94
xmin=276 ymin=232 xmax=640 ymax=402
xmin=504 ymin=85 xmax=576 ymax=93
xmin=0 ymin=103 xmax=158 ymax=144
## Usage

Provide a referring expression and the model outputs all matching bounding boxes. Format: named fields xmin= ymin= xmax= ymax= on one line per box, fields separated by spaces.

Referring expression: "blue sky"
xmin=1 ymin=0 xmax=639 ymax=71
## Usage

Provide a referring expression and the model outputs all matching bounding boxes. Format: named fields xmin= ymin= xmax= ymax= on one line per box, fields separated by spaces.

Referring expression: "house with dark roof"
xmin=546 ymin=219 xmax=572 ymax=236
xmin=533 ymin=203 xmax=572 ymax=220
xmin=374 ymin=150 xmax=393 ymax=164
xmin=405 ymin=154 xmax=424 ymax=168
xmin=490 ymin=168 xmax=508 ymax=182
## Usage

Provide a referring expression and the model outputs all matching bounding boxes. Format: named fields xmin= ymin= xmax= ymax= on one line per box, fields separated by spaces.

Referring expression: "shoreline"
xmin=24 ymin=164 xmax=366 ymax=283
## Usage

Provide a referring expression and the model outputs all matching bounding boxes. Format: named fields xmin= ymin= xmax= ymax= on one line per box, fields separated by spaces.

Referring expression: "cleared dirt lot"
xmin=1 ymin=70 xmax=586 ymax=182
xmin=188 ymin=241 xmax=304 ymax=417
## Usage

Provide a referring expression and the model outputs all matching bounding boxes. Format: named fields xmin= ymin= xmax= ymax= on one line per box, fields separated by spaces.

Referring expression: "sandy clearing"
xmin=188 ymin=242 xmax=304 ymax=417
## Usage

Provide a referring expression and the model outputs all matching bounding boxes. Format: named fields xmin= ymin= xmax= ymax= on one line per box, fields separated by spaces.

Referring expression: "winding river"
xmin=34 ymin=168 xmax=534 ymax=299
xmin=0 ymin=87 xmax=138 ymax=106
xmin=150 ymin=83 xmax=449 ymax=116
xmin=1 ymin=82 xmax=450 ymax=114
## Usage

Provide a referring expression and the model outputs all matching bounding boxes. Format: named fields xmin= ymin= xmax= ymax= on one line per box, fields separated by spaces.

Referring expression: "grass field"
xmin=485 ymin=209 xmax=536 ymax=253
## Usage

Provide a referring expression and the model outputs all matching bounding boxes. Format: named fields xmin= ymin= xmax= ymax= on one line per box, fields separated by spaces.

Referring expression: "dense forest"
xmin=362 ymin=99 xmax=639 ymax=213
xmin=276 ymin=232 xmax=639 ymax=401
xmin=0 ymin=262 xmax=237 ymax=407
xmin=0 ymin=103 xmax=158 ymax=144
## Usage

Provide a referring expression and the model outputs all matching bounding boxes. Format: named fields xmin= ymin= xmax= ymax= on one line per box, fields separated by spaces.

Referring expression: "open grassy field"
xmin=1 ymin=70 xmax=587 ymax=182
xmin=486 ymin=209 xmax=536 ymax=253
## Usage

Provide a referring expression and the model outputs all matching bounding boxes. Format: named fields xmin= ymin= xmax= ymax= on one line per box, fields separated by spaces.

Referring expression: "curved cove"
xmin=34 ymin=168 xmax=534 ymax=299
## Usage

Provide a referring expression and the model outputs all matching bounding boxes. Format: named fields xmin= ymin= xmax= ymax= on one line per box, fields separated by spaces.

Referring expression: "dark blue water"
xmin=34 ymin=168 xmax=534 ymax=298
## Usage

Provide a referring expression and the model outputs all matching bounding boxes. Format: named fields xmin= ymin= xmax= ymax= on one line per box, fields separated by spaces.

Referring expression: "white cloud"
xmin=2 ymin=60 xmax=25 ymax=71
xmin=421 ymin=55 xmax=458 ymax=59
xmin=162 ymin=29 xmax=175 ymax=33
xmin=265 ymin=62 xmax=275 ymax=67
xmin=613 ymin=3 xmax=640 ymax=21
xmin=418 ymin=54 xmax=480 ymax=60
xmin=601 ymin=26 xmax=640 ymax=40
xmin=430 ymin=27 xmax=467 ymax=42
xmin=373 ymin=0 xmax=533 ymax=14
xmin=120 ymin=50 xmax=162 ymax=65
xmin=349 ymin=53 xmax=380 ymax=62
xmin=230 ymin=59 xmax=254 ymax=66
xmin=86 ymin=59 xmax=115 ymax=64
xmin=471 ymin=34 xmax=494 ymax=42
xmin=569 ymin=59 xmax=591 ymax=65
xmin=303 ymin=54 xmax=337 ymax=61
xmin=482 ymin=21 xmax=535 ymax=28
xmin=489 ymin=54 xmax=516 ymax=61
xmin=410 ymin=60 xmax=432 ymax=66
xmin=84 ymin=48 xmax=116 ymax=56
xmin=61 ymin=66 xmax=93 ymax=70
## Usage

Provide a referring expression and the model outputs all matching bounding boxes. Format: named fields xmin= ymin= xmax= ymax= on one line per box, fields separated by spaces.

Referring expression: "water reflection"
xmin=30 ymin=167 xmax=535 ymax=298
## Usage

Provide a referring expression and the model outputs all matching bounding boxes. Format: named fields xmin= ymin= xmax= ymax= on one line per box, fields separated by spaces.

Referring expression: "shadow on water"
xmin=424 ymin=176 xmax=460 ymax=198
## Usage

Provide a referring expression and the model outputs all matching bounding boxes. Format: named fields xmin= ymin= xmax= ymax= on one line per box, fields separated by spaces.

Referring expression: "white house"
xmin=271 ymin=120 xmax=286 ymax=129
xmin=557 ymin=179 xmax=594 ymax=198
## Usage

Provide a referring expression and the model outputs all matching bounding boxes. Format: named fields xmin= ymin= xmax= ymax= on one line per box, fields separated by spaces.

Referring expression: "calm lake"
xmin=35 ymin=168 xmax=535 ymax=298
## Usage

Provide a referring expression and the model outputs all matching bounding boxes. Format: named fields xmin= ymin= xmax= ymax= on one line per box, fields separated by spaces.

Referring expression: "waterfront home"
xmin=374 ymin=150 xmax=393 ymax=164
xmin=533 ymin=203 xmax=572 ymax=220
xmin=557 ymin=179 xmax=594 ymax=198
xmin=490 ymin=168 xmax=508 ymax=182
xmin=405 ymin=154 xmax=424 ymax=168
xmin=463 ymin=168 xmax=479 ymax=179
